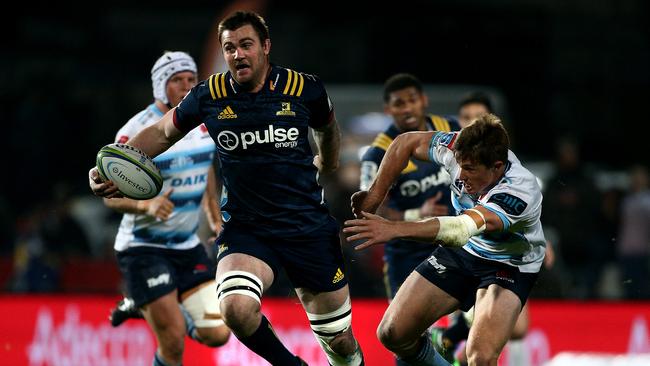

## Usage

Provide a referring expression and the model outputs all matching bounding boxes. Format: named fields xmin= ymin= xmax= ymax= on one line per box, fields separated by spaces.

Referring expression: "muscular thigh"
xmin=383 ymin=271 xmax=460 ymax=339
xmin=468 ymin=285 xmax=521 ymax=352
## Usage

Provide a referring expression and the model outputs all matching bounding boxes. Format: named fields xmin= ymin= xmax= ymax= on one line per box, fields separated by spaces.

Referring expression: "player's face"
xmin=457 ymin=158 xmax=503 ymax=195
xmin=221 ymin=24 xmax=270 ymax=87
xmin=458 ymin=103 xmax=490 ymax=128
xmin=166 ymin=71 xmax=197 ymax=107
xmin=384 ymin=87 xmax=428 ymax=132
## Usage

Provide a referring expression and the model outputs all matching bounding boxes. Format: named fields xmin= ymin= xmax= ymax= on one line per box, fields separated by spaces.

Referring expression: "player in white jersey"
xmin=102 ymin=51 xmax=230 ymax=366
xmin=344 ymin=114 xmax=545 ymax=366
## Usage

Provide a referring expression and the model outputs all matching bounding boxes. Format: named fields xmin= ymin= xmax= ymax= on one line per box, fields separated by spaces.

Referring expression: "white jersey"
xmin=113 ymin=103 xmax=216 ymax=252
xmin=428 ymin=132 xmax=546 ymax=273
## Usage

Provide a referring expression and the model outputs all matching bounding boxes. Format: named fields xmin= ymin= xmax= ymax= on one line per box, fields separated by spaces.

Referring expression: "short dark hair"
xmin=458 ymin=92 xmax=493 ymax=113
xmin=454 ymin=114 xmax=509 ymax=166
xmin=218 ymin=11 xmax=270 ymax=44
xmin=383 ymin=73 xmax=423 ymax=102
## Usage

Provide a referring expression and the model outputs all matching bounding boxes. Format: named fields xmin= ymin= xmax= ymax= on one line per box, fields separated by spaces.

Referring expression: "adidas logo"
xmin=332 ymin=268 xmax=345 ymax=284
xmin=218 ymin=106 xmax=238 ymax=119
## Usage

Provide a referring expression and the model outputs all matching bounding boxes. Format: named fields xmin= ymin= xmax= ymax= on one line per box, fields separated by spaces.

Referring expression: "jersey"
xmin=428 ymin=131 xmax=546 ymax=273
xmin=360 ymin=115 xmax=460 ymax=255
xmin=173 ymin=65 xmax=334 ymax=237
xmin=113 ymin=103 xmax=216 ymax=251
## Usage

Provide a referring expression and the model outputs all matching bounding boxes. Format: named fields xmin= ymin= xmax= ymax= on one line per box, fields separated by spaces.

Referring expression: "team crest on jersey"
xmin=218 ymin=106 xmax=238 ymax=119
xmin=217 ymin=244 xmax=229 ymax=257
xmin=276 ymin=102 xmax=296 ymax=117
xmin=488 ymin=193 xmax=527 ymax=215
xmin=431 ymin=132 xmax=457 ymax=148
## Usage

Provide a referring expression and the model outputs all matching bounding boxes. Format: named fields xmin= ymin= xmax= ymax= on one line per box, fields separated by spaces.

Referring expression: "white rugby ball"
xmin=96 ymin=143 xmax=163 ymax=200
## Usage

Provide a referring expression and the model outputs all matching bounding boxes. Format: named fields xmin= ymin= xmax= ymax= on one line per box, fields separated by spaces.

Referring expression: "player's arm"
xmin=351 ymin=131 xmax=436 ymax=217
xmin=202 ymin=163 xmax=223 ymax=235
xmin=102 ymin=189 xmax=174 ymax=220
xmin=312 ymin=116 xmax=341 ymax=174
xmin=127 ymin=109 xmax=184 ymax=159
xmin=344 ymin=205 xmax=502 ymax=250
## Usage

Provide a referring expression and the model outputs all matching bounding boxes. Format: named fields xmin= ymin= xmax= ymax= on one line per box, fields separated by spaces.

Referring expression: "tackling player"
xmin=344 ymin=114 xmax=546 ymax=366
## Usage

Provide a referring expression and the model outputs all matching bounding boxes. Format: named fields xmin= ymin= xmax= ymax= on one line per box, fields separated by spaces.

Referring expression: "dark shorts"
xmin=415 ymin=246 xmax=538 ymax=312
xmin=116 ymin=244 xmax=215 ymax=308
xmin=383 ymin=245 xmax=435 ymax=299
xmin=216 ymin=217 xmax=347 ymax=292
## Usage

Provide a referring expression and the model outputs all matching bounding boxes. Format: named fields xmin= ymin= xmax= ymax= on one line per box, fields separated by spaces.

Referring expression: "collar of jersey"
xmin=228 ymin=63 xmax=282 ymax=94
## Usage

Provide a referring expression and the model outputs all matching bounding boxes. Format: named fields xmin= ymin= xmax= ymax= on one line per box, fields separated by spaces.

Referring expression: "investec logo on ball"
xmin=217 ymin=125 xmax=299 ymax=150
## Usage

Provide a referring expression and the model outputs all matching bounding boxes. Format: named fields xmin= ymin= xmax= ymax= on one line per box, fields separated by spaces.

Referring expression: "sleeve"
xmin=428 ymin=131 xmax=458 ymax=168
xmin=303 ymin=74 xmax=333 ymax=129
xmin=114 ymin=117 xmax=140 ymax=143
xmin=173 ymin=84 xmax=204 ymax=133
xmin=359 ymin=147 xmax=386 ymax=190
xmin=483 ymin=182 xmax=536 ymax=231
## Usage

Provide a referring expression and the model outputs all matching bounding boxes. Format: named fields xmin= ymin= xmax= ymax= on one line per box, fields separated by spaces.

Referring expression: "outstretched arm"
xmin=89 ymin=109 xmax=186 ymax=198
xmin=351 ymin=131 xmax=436 ymax=217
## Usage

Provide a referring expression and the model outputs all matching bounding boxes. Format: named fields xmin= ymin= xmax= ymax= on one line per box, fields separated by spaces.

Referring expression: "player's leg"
xmin=116 ymin=248 xmax=187 ymax=366
xmin=464 ymin=285 xmax=520 ymax=366
xmin=175 ymin=245 xmax=230 ymax=347
xmin=510 ymin=302 xmax=529 ymax=340
xmin=378 ymin=270 xmax=459 ymax=366
xmin=296 ymin=285 xmax=364 ymax=365
xmin=141 ymin=290 xmax=187 ymax=366
xmin=216 ymin=251 xmax=302 ymax=365
xmin=179 ymin=280 xmax=230 ymax=347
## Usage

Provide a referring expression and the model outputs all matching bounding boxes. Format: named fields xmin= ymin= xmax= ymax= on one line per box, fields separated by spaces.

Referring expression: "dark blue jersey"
xmin=174 ymin=65 xmax=334 ymax=237
xmin=361 ymin=115 xmax=460 ymax=254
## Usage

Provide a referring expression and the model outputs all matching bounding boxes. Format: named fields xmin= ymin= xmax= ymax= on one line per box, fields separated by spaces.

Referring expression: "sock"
xmin=399 ymin=337 xmax=452 ymax=366
xmin=237 ymin=315 xmax=301 ymax=366
xmin=179 ymin=304 xmax=201 ymax=342
xmin=153 ymin=351 xmax=180 ymax=366
xmin=442 ymin=317 xmax=470 ymax=350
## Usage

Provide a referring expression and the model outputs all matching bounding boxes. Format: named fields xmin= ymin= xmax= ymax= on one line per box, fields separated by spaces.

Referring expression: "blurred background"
xmin=2 ymin=1 xmax=649 ymax=365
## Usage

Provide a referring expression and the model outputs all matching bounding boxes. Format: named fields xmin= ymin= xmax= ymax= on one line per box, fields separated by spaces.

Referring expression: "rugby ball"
xmin=96 ymin=143 xmax=163 ymax=200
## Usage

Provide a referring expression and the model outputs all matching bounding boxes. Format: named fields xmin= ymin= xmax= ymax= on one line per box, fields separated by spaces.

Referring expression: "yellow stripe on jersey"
xmin=220 ymin=73 xmax=227 ymax=97
xmin=429 ymin=115 xmax=451 ymax=132
xmin=289 ymin=71 xmax=297 ymax=95
xmin=371 ymin=133 xmax=418 ymax=174
xmin=371 ymin=133 xmax=393 ymax=151
xmin=226 ymin=106 xmax=234 ymax=114
xmin=208 ymin=74 xmax=217 ymax=100
xmin=296 ymin=73 xmax=305 ymax=97
xmin=283 ymin=69 xmax=293 ymax=94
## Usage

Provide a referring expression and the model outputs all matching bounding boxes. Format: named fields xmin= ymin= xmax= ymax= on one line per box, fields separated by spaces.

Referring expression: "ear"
xmin=263 ymin=39 xmax=271 ymax=56
xmin=422 ymin=93 xmax=429 ymax=108
xmin=493 ymin=161 xmax=504 ymax=171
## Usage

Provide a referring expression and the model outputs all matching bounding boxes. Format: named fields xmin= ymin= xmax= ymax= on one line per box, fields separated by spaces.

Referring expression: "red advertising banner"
xmin=0 ymin=296 xmax=648 ymax=366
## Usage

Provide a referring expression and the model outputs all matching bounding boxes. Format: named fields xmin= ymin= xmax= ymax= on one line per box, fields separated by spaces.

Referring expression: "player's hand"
xmin=89 ymin=167 xmax=122 ymax=198
xmin=313 ymin=154 xmax=338 ymax=175
xmin=350 ymin=190 xmax=383 ymax=218
xmin=343 ymin=211 xmax=395 ymax=250
xmin=142 ymin=189 xmax=175 ymax=220
xmin=420 ymin=192 xmax=449 ymax=217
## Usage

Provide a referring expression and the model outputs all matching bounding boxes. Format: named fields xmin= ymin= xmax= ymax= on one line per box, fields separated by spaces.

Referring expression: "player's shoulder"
xmin=200 ymin=71 xmax=233 ymax=101
xmin=487 ymin=153 xmax=542 ymax=216
xmin=274 ymin=65 xmax=325 ymax=99
xmin=118 ymin=104 xmax=162 ymax=141
xmin=427 ymin=114 xmax=461 ymax=132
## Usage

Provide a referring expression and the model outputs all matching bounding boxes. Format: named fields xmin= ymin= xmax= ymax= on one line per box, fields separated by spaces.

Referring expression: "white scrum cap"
xmin=151 ymin=51 xmax=197 ymax=104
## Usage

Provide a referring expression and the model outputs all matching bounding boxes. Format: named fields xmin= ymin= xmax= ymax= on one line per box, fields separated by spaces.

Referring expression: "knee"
xmin=196 ymin=325 xmax=231 ymax=347
xmin=220 ymin=296 xmax=260 ymax=334
xmin=465 ymin=342 xmax=499 ymax=366
xmin=376 ymin=319 xmax=400 ymax=352
xmin=327 ymin=329 xmax=357 ymax=356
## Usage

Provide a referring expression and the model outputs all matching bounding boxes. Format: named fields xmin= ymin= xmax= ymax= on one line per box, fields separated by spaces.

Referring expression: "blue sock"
xmin=179 ymin=304 xmax=200 ymax=342
xmin=399 ymin=337 xmax=452 ymax=366
xmin=153 ymin=351 xmax=180 ymax=366
xmin=237 ymin=315 xmax=301 ymax=366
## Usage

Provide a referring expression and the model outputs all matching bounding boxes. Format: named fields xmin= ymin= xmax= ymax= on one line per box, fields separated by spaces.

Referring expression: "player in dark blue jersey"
xmin=360 ymin=73 xmax=460 ymax=366
xmin=90 ymin=11 xmax=363 ymax=366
